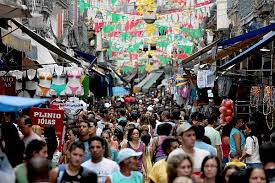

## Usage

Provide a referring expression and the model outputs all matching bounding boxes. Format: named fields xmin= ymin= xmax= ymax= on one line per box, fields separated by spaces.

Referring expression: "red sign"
xmin=0 ymin=76 xmax=16 ymax=96
xmin=29 ymin=107 xmax=65 ymax=151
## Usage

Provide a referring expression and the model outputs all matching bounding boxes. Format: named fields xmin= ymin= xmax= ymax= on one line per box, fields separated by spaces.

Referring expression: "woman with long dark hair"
xmin=239 ymin=121 xmax=262 ymax=168
xmin=1 ymin=122 xmax=25 ymax=167
xmin=44 ymin=125 xmax=58 ymax=160
xmin=201 ymin=155 xmax=222 ymax=183
xmin=121 ymin=127 xmax=147 ymax=175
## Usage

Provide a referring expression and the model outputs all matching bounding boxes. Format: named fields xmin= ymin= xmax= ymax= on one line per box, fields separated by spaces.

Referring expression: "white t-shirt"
xmin=23 ymin=131 xmax=42 ymax=147
xmin=204 ymin=126 xmax=222 ymax=147
xmin=81 ymin=158 xmax=120 ymax=183
xmin=168 ymin=147 xmax=210 ymax=173
xmin=244 ymin=136 xmax=261 ymax=163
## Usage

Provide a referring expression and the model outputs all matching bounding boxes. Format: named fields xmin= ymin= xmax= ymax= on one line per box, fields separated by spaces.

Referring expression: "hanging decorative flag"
xmin=121 ymin=66 xmax=134 ymax=74
xmin=176 ymin=45 xmax=193 ymax=54
xmin=79 ymin=0 xmax=90 ymax=13
xmin=144 ymin=24 xmax=156 ymax=37
xmin=159 ymin=56 xmax=170 ymax=65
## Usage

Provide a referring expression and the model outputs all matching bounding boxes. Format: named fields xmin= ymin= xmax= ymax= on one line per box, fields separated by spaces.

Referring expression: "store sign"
xmin=29 ymin=107 xmax=65 ymax=150
xmin=0 ymin=76 xmax=16 ymax=96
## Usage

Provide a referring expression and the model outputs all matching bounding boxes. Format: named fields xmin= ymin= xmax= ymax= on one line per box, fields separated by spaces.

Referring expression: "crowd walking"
xmin=0 ymin=95 xmax=275 ymax=183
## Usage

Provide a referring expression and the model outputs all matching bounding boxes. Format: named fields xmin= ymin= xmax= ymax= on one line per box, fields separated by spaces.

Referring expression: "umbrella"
xmin=112 ymin=87 xmax=129 ymax=97
xmin=0 ymin=95 xmax=48 ymax=112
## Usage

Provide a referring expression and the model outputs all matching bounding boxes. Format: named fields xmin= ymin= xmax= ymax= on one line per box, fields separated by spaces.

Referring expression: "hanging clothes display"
xmin=24 ymin=69 xmax=39 ymax=98
xmin=197 ymin=69 xmax=215 ymax=89
xmin=50 ymin=65 xmax=67 ymax=96
xmin=217 ymin=76 xmax=232 ymax=97
xmin=65 ymin=66 xmax=84 ymax=96
xmin=35 ymin=68 xmax=53 ymax=97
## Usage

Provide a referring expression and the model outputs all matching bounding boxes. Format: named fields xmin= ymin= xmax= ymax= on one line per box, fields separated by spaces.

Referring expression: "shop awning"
xmin=142 ymin=71 xmax=164 ymax=92
xmin=74 ymin=49 xmax=97 ymax=65
xmin=200 ymin=35 xmax=262 ymax=65
xmin=218 ymin=23 xmax=275 ymax=46
xmin=220 ymin=31 xmax=275 ymax=70
xmin=10 ymin=19 xmax=81 ymax=65
xmin=0 ymin=1 xmax=31 ymax=18
xmin=126 ymin=69 xmax=138 ymax=82
xmin=182 ymin=40 xmax=219 ymax=66
xmin=0 ymin=95 xmax=48 ymax=112
xmin=112 ymin=87 xmax=129 ymax=96
xmin=1 ymin=28 xmax=32 ymax=52
xmin=33 ymin=39 xmax=56 ymax=67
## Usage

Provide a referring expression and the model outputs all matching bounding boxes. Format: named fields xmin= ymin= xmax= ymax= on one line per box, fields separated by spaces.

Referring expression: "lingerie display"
xmin=50 ymin=66 xmax=66 ymax=96
xmin=65 ymin=67 xmax=84 ymax=96
xmin=24 ymin=69 xmax=39 ymax=98
xmin=4 ymin=66 xmax=88 ymax=98
xmin=36 ymin=68 xmax=53 ymax=97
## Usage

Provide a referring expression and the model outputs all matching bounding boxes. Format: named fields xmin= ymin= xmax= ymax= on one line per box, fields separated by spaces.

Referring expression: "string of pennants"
xmin=77 ymin=0 xmax=212 ymax=73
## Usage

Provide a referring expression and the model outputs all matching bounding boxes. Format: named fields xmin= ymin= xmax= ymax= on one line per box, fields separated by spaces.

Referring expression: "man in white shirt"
xmin=168 ymin=122 xmax=209 ymax=173
xmin=204 ymin=117 xmax=222 ymax=161
xmin=17 ymin=115 xmax=42 ymax=147
xmin=82 ymin=136 xmax=119 ymax=183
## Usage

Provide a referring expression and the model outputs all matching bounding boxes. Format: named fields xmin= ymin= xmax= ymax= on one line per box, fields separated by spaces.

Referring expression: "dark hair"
xmin=1 ymin=123 xmax=25 ymax=167
xmin=20 ymin=115 xmax=32 ymax=126
xmin=245 ymin=121 xmax=257 ymax=138
xmin=157 ymin=123 xmax=172 ymax=136
xmin=222 ymin=165 xmax=239 ymax=183
xmin=195 ymin=125 xmax=205 ymax=140
xmin=89 ymin=120 xmax=98 ymax=127
xmin=221 ymin=124 xmax=233 ymax=137
xmin=100 ymin=108 xmax=109 ymax=117
xmin=161 ymin=137 xmax=178 ymax=156
xmin=79 ymin=120 xmax=91 ymax=127
xmin=208 ymin=116 xmax=216 ymax=125
xmin=172 ymin=109 xmax=181 ymax=120
xmin=25 ymin=140 xmax=47 ymax=160
xmin=141 ymin=134 xmax=151 ymax=146
xmin=89 ymin=136 xmax=106 ymax=148
xmin=260 ymin=142 xmax=275 ymax=166
xmin=44 ymin=125 xmax=58 ymax=160
xmin=201 ymin=155 xmax=221 ymax=183
xmin=245 ymin=168 xmax=267 ymax=182
xmin=119 ymin=109 xmax=126 ymax=116
xmin=69 ymin=141 xmax=85 ymax=152
xmin=228 ymin=169 xmax=247 ymax=183
xmin=127 ymin=127 xmax=140 ymax=141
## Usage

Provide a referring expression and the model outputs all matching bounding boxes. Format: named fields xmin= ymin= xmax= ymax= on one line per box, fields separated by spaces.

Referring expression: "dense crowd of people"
xmin=0 ymin=95 xmax=275 ymax=183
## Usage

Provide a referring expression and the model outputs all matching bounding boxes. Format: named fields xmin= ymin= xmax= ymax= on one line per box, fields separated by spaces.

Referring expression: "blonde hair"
xmin=32 ymin=125 xmax=42 ymax=136
xmin=167 ymin=154 xmax=193 ymax=183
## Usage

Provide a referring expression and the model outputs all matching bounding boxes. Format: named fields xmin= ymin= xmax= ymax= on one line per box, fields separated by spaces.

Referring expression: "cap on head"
xmin=176 ymin=122 xmax=195 ymax=136
xmin=116 ymin=148 xmax=142 ymax=164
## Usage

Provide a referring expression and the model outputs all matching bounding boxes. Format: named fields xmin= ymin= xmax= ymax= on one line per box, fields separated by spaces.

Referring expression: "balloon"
xmin=225 ymin=100 xmax=233 ymax=109
xmin=225 ymin=109 xmax=233 ymax=116
xmin=219 ymin=106 xmax=227 ymax=114
xmin=220 ymin=114 xmax=226 ymax=122
xmin=225 ymin=116 xmax=233 ymax=123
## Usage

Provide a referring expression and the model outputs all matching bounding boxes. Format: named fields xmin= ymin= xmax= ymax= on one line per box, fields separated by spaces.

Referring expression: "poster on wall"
xmin=29 ymin=107 xmax=65 ymax=151
xmin=0 ymin=76 xmax=16 ymax=96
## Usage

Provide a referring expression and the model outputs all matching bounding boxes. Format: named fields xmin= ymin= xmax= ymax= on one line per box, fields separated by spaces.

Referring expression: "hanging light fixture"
xmin=144 ymin=10 xmax=157 ymax=24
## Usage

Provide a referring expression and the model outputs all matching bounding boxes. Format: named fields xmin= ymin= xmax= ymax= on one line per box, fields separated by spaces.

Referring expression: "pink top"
xmin=222 ymin=136 xmax=230 ymax=158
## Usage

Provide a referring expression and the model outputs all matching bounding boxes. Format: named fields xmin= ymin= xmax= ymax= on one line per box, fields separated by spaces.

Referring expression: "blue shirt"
xmin=81 ymin=140 xmax=91 ymax=163
xmin=230 ymin=128 xmax=245 ymax=154
xmin=195 ymin=141 xmax=217 ymax=156
xmin=110 ymin=171 xmax=143 ymax=183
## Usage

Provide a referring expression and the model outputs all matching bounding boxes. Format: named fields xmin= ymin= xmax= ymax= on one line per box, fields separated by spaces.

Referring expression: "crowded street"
xmin=0 ymin=0 xmax=275 ymax=183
